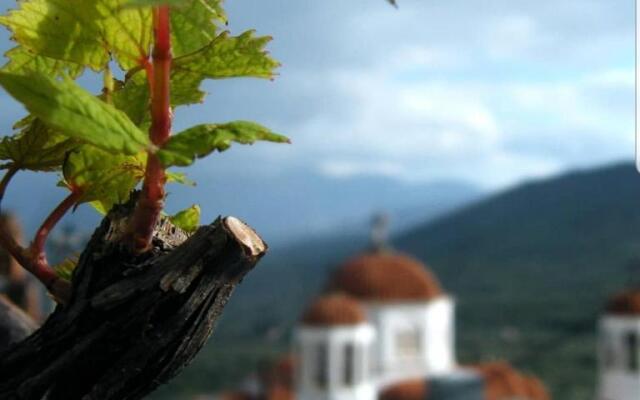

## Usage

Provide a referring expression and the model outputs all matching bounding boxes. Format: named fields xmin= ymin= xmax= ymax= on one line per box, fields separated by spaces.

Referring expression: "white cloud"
xmin=289 ymin=53 xmax=634 ymax=188
xmin=483 ymin=15 xmax=550 ymax=59
xmin=9 ymin=0 xmax=623 ymax=191
xmin=319 ymin=160 xmax=405 ymax=179
xmin=0 ymin=0 xmax=634 ymax=241
xmin=582 ymin=68 xmax=635 ymax=88
xmin=388 ymin=45 xmax=461 ymax=70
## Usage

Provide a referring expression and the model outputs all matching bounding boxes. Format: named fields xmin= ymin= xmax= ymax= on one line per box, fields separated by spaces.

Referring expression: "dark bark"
xmin=0 ymin=201 xmax=267 ymax=400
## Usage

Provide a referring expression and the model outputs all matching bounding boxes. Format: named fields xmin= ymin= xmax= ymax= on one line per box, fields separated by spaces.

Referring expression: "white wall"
xmin=296 ymin=324 xmax=376 ymax=400
xmin=364 ymin=296 xmax=456 ymax=387
xmin=597 ymin=316 xmax=640 ymax=400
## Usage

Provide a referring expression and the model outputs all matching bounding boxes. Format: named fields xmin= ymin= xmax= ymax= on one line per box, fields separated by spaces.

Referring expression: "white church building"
xmin=596 ymin=290 xmax=640 ymax=400
xmin=216 ymin=222 xmax=548 ymax=400
xmin=296 ymin=251 xmax=456 ymax=400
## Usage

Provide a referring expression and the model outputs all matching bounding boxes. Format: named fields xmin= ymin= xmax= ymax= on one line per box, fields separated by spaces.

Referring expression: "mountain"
xmin=167 ymin=168 xmax=481 ymax=245
xmin=1 ymin=167 xmax=480 ymax=325
xmin=1 ymin=167 xmax=481 ymax=399
xmin=150 ymin=176 xmax=482 ymax=398
xmin=213 ymin=177 xmax=482 ymax=340
xmin=0 ymin=168 xmax=480 ymax=247
xmin=395 ymin=161 xmax=640 ymax=399
xmin=154 ymin=161 xmax=640 ymax=400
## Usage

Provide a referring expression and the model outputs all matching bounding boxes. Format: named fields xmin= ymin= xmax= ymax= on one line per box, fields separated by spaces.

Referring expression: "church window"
xmin=343 ymin=343 xmax=355 ymax=386
xmin=315 ymin=342 xmax=329 ymax=388
xmin=602 ymin=332 xmax=616 ymax=368
xmin=396 ymin=326 xmax=422 ymax=358
xmin=626 ymin=331 xmax=639 ymax=372
xmin=355 ymin=344 xmax=367 ymax=382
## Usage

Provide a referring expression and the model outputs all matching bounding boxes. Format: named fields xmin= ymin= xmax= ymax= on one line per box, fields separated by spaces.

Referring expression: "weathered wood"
xmin=0 ymin=201 xmax=267 ymax=400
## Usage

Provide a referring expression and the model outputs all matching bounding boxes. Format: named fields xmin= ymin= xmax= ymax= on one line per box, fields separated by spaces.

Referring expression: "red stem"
xmin=150 ymin=6 xmax=172 ymax=146
xmin=129 ymin=5 xmax=172 ymax=252
xmin=0 ymin=169 xmax=74 ymax=302
xmin=32 ymin=190 xmax=83 ymax=268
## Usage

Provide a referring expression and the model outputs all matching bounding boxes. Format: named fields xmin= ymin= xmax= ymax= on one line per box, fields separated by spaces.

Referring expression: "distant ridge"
xmin=396 ymin=161 xmax=640 ymax=399
xmin=158 ymin=162 xmax=639 ymax=400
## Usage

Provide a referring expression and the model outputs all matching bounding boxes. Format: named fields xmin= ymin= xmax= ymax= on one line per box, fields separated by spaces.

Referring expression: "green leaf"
xmin=171 ymin=0 xmax=227 ymax=57
xmin=166 ymin=170 xmax=196 ymax=186
xmin=173 ymin=30 xmax=278 ymax=78
xmin=2 ymin=47 xmax=84 ymax=78
xmin=112 ymin=73 xmax=150 ymax=127
xmin=171 ymin=71 xmax=206 ymax=106
xmin=117 ymin=29 xmax=277 ymax=109
xmin=157 ymin=121 xmax=290 ymax=167
xmin=0 ymin=72 xmax=150 ymax=155
xmin=53 ymin=257 xmax=78 ymax=281
xmin=63 ymin=145 xmax=145 ymax=210
xmin=119 ymin=0 xmax=227 ymax=57
xmin=0 ymin=117 xmax=77 ymax=171
xmin=169 ymin=204 xmax=200 ymax=232
xmin=125 ymin=0 xmax=187 ymax=6
xmin=0 ymin=0 xmax=152 ymax=70
xmin=109 ymin=22 xmax=270 ymax=111
xmin=89 ymin=200 xmax=110 ymax=215
xmin=171 ymin=30 xmax=279 ymax=105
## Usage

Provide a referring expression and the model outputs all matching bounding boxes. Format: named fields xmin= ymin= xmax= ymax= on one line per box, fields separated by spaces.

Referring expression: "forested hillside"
xmin=158 ymin=162 xmax=640 ymax=399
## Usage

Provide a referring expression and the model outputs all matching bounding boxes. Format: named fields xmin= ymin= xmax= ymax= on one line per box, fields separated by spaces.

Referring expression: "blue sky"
xmin=0 ymin=0 xmax=635 ymax=239
xmin=0 ymin=0 xmax=634 ymax=189
xmin=198 ymin=0 xmax=634 ymax=189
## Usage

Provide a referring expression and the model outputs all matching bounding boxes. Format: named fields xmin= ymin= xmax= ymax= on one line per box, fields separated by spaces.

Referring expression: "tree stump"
xmin=0 ymin=201 xmax=267 ymax=400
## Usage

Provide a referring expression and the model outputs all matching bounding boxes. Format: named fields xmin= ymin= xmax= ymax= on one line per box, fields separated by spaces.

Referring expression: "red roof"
xmin=379 ymin=379 xmax=428 ymax=400
xmin=605 ymin=290 xmax=640 ymax=315
xmin=472 ymin=362 xmax=550 ymax=400
xmin=257 ymin=355 xmax=296 ymax=400
xmin=260 ymin=355 xmax=296 ymax=389
xmin=301 ymin=293 xmax=366 ymax=326
xmin=264 ymin=384 xmax=294 ymax=400
xmin=217 ymin=392 xmax=255 ymax=400
xmin=330 ymin=251 xmax=442 ymax=302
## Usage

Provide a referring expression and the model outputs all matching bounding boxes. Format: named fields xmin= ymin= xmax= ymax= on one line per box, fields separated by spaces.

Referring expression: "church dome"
xmin=472 ymin=362 xmax=550 ymax=400
xmin=605 ymin=289 xmax=640 ymax=315
xmin=260 ymin=354 xmax=296 ymax=389
xmin=330 ymin=251 xmax=443 ymax=302
xmin=301 ymin=293 xmax=366 ymax=326
xmin=264 ymin=384 xmax=294 ymax=400
xmin=379 ymin=380 xmax=428 ymax=400
xmin=218 ymin=392 xmax=255 ymax=400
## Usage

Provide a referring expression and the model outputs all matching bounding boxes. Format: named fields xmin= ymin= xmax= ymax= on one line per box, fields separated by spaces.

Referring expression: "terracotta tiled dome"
xmin=301 ymin=293 xmax=366 ymax=326
xmin=217 ymin=391 xmax=256 ymax=400
xmin=260 ymin=355 xmax=296 ymax=389
xmin=605 ymin=289 xmax=640 ymax=315
xmin=379 ymin=379 xmax=428 ymax=400
xmin=472 ymin=362 xmax=550 ymax=400
xmin=330 ymin=251 xmax=442 ymax=302
xmin=264 ymin=384 xmax=294 ymax=400
xmin=254 ymin=355 xmax=296 ymax=400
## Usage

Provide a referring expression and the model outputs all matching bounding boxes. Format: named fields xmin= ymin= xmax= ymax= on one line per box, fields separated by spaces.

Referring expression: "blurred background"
xmin=0 ymin=1 xmax=636 ymax=399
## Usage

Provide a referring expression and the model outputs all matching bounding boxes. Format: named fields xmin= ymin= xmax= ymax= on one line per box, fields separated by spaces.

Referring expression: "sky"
xmin=186 ymin=0 xmax=634 ymax=189
xmin=0 ymin=0 xmax=635 ymax=239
